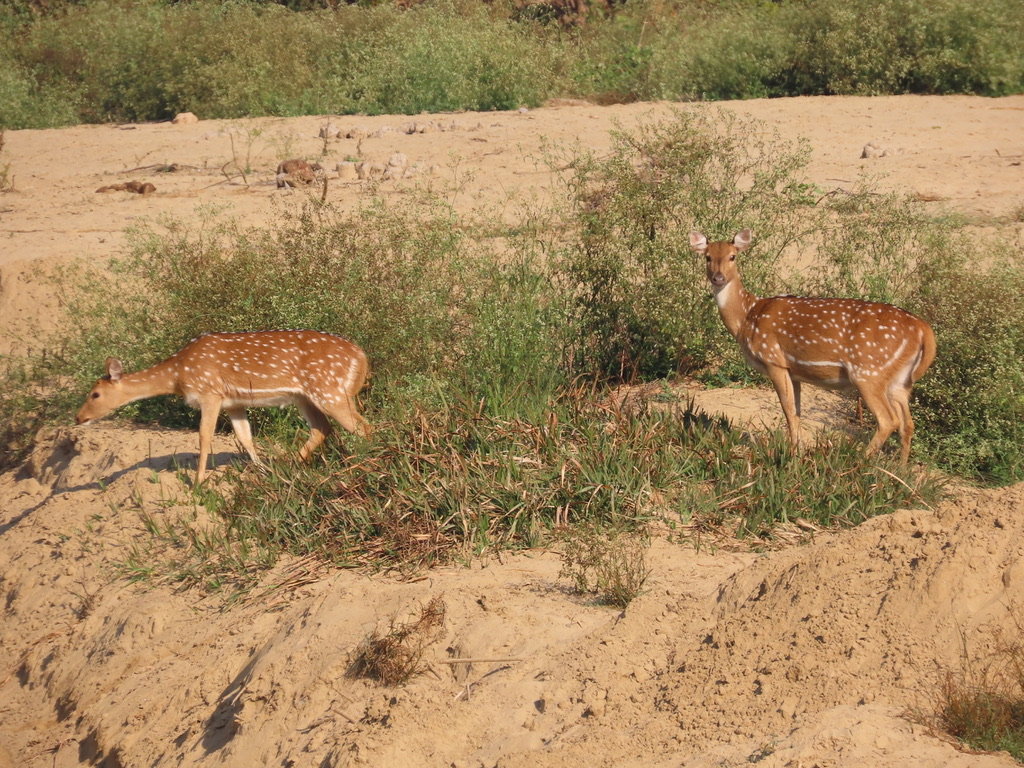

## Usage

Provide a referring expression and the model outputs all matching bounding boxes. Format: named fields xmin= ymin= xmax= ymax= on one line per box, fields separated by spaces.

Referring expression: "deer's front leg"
xmin=196 ymin=398 xmax=223 ymax=484
xmin=765 ymin=365 xmax=801 ymax=451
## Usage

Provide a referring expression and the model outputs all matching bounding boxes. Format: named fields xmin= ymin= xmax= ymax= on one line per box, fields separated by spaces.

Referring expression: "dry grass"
xmin=931 ymin=621 xmax=1024 ymax=761
xmin=348 ymin=596 xmax=447 ymax=686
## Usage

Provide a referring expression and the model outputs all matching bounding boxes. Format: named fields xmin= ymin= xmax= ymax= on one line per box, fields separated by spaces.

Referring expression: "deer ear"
xmin=105 ymin=357 xmax=124 ymax=382
xmin=733 ymin=229 xmax=752 ymax=251
xmin=689 ymin=231 xmax=708 ymax=253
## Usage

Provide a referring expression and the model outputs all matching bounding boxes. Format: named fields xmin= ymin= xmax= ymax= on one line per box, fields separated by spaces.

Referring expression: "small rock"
xmin=336 ymin=162 xmax=359 ymax=180
xmin=861 ymin=141 xmax=902 ymax=158
xmin=171 ymin=112 xmax=198 ymax=125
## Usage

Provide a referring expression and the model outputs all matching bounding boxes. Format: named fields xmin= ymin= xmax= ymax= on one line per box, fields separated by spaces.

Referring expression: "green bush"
xmin=787 ymin=0 xmax=1024 ymax=96
xmin=2 ymin=0 xmax=1024 ymax=127
xmin=15 ymin=1 xmax=346 ymax=122
xmin=339 ymin=0 xmax=563 ymax=114
xmin=0 ymin=54 xmax=78 ymax=129
xmin=581 ymin=0 xmax=1024 ymax=103
xmin=554 ymin=107 xmax=817 ymax=381
xmin=59 ymin=198 xmax=484 ymax=405
xmin=913 ymin=262 xmax=1024 ymax=483
xmin=646 ymin=5 xmax=795 ymax=101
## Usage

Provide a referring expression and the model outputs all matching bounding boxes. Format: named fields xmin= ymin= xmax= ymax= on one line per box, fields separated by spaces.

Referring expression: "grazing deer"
xmin=690 ymin=229 xmax=936 ymax=464
xmin=76 ymin=330 xmax=371 ymax=484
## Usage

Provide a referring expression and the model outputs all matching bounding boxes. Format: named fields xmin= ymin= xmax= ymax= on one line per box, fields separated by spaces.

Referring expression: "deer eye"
xmin=91 ymin=392 xmax=100 ymax=399
xmin=730 ymin=254 xmax=736 ymax=261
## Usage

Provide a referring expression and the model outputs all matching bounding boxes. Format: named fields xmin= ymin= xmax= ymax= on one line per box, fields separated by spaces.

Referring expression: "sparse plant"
xmin=221 ymin=123 xmax=266 ymax=185
xmin=349 ymin=596 xmax=446 ymax=686
xmin=267 ymin=128 xmax=300 ymax=166
xmin=559 ymin=525 xmax=651 ymax=608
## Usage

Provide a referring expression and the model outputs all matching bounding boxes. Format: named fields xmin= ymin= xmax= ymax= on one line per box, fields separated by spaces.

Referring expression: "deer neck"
xmin=713 ymin=278 xmax=758 ymax=340
xmin=119 ymin=357 xmax=182 ymax=399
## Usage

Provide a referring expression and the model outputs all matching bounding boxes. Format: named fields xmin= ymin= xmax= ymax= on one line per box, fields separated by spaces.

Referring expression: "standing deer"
xmin=76 ymin=330 xmax=371 ymax=484
xmin=690 ymin=229 xmax=936 ymax=464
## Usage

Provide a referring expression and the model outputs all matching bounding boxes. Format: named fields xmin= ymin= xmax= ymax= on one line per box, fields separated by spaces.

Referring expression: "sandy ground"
xmin=1 ymin=95 xmax=1024 ymax=767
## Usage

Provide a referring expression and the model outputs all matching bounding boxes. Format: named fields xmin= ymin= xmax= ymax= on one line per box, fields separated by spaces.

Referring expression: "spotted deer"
xmin=691 ymin=229 xmax=936 ymax=464
xmin=76 ymin=330 xmax=371 ymax=483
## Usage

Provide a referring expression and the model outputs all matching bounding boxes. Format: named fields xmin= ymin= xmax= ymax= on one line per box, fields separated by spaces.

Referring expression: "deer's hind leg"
xmin=888 ymin=383 xmax=915 ymax=465
xmin=318 ymin=393 xmax=371 ymax=441
xmin=225 ymin=406 xmax=261 ymax=467
xmin=295 ymin=399 xmax=333 ymax=460
xmin=858 ymin=382 xmax=901 ymax=460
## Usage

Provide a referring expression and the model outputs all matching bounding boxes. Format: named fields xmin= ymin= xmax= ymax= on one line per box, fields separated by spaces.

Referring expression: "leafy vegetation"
xmin=2 ymin=0 xmax=1023 ymax=129
xmin=559 ymin=525 xmax=652 ymax=608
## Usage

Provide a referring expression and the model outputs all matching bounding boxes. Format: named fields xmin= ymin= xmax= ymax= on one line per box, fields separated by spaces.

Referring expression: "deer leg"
xmin=224 ymin=406 xmax=261 ymax=467
xmin=858 ymin=384 xmax=900 ymax=459
xmin=196 ymin=399 xmax=223 ymax=484
xmin=322 ymin=395 xmax=372 ymax=440
xmin=765 ymin=366 xmax=801 ymax=451
xmin=295 ymin=399 xmax=333 ymax=460
xmin=889 ymin=384 xmax=915 ymax=465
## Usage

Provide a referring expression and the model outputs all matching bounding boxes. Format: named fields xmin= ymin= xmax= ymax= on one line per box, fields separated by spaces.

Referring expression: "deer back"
xmin=169 ymin=331 xmax=369 ymax=408
xmin=740 ymin=295 xmax=933 ymax=389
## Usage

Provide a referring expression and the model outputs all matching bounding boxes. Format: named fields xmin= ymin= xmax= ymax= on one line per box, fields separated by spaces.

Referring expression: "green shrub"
xmin=2 ymin=0 xmax=1024 ymax=127
xmin=615 ymin=0 xmax=1024 ymax=102
xmin=568 ymin=4 xmax=658 ymax=103
xmin=0 ymin=54 xmax=78 ymax=129
xmin=912 ymin=262 xmax=1024 ymax=483
xmin=554 ymin=107 xmax=818 ymax=381
xmin=339 ymin=0 xmax=563 ymax=114
xmin=57 ymin=197 xmax=483 ymax=412
xmin=788 ymin=0 xmax=1024 ymax=96
xmin=647 ymin=5 xmax=794 ymax=101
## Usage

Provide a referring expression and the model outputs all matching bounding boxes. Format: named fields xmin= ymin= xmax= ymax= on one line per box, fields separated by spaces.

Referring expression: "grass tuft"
xmin=348 ymin=596 xmax=447 ymax=687
xmin=931 ymin=623 xmax=1024 ymax=761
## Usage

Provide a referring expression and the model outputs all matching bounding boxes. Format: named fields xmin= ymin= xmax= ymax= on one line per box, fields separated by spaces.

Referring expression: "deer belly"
xmin=785 ymin=355 xmax=854 ymax=389
xmin=742 ymin=342 xmax=856 ymax=390
xmin=222 ymin=389 xmax=304 ymax=408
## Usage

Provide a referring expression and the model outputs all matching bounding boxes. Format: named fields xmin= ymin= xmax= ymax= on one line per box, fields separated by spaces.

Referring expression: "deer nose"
xmin=711 ymin=272 xmax=727 ymax=286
